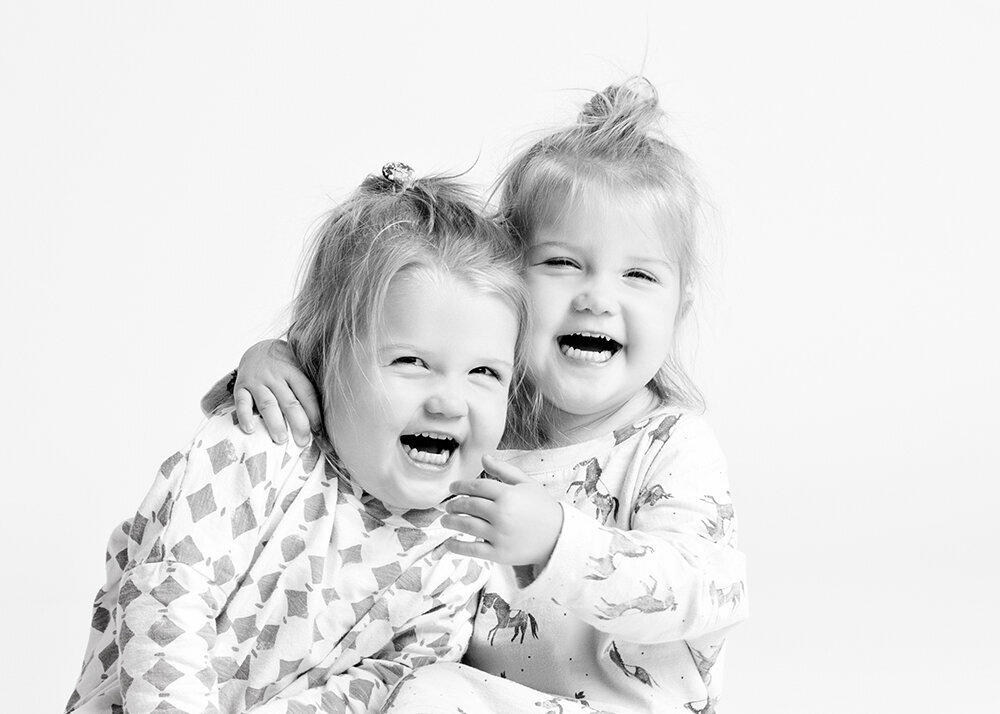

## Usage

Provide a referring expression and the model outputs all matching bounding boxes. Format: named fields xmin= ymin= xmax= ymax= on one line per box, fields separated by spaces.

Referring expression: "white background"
xmin=2 ymin=2 xmax=998 ymax=711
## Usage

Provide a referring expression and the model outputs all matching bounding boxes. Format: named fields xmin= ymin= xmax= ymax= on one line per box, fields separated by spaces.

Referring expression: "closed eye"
xmin=624 ymin=269 xmax=659 ymax=283
xmin=542 ymin=257 xmax=579 ymax=269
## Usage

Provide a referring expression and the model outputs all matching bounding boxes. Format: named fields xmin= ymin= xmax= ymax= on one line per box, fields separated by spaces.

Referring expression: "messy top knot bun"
xmin=497 ymin=75 xmax=704 ymax=421
xmin=576 ymin=77 xmax=665 ymax=149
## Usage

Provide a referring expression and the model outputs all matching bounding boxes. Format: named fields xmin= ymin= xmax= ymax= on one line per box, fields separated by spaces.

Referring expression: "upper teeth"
xmin=416 ymin=432 xmax=451 ymax=441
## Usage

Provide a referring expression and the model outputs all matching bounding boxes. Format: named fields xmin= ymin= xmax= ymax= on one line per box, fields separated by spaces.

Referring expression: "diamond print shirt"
xmin=66 ymin=411 xmax=490 ymax=714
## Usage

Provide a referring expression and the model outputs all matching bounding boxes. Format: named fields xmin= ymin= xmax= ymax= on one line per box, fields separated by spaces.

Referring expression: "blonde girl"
xmin=66 ymin=167 xmax=530 ymax=714
xmin=215 ymin=79 xmax=748 ymax=714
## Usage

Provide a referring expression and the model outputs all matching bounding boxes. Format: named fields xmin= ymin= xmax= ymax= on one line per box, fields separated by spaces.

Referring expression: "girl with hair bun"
xmin=65 ymin=167 xmax=530 ymax=714
xmin=212 ymin=78 xmax=748 ymax=713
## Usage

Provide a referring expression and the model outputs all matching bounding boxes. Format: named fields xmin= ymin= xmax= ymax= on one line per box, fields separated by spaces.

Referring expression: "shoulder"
xmin=164 ymin=409 xmax=317 ymax=489
xmin=657 ymin=410 xmax=723 ymax=453
xmin=193 ymin=409 xmax=308 ymax=459
xmin=631 ymin=409 xmax=727 ymax=479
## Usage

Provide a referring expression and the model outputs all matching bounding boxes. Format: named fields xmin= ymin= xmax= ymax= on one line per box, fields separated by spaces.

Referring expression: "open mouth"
xmin=557 ymin=332 xmax=623 ymax=364
xmin=399 ymin=432 xmax=460 ymax=467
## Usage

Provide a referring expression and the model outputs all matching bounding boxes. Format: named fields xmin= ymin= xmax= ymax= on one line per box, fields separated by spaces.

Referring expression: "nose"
xmin=424 ymin=380 xmax=468 ymax=419
xmin=571 ymin=274 xmax=617 ymax=315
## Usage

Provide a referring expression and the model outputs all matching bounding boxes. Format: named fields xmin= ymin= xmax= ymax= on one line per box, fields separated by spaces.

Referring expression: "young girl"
xmin=65 ymin=166 xmax=532 ymax=714
xmin=217 ymin=79 xmax=747 ymax=713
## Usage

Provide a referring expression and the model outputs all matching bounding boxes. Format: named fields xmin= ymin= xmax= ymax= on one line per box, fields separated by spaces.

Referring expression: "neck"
xmin=545 ymin=389 xmax=662 ymax=447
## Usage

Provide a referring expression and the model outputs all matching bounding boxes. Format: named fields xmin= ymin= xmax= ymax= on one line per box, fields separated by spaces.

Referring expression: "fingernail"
xmin=243 ymin=424 xmax=254 ymax=434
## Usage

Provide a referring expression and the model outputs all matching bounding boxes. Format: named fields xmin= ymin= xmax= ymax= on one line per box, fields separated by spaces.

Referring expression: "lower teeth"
xmin=561 ymin=345 xmax=613 ymax=363
xmin=407 ymin=447 xmax=450 ymax=465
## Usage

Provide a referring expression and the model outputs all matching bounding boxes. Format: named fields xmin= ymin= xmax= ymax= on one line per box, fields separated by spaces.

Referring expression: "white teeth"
xmin=416 ymin=432 xmax=452 ymax=441
xmin=406 ymin=447 xmax=451 ymax=465
xmin=560 ymin=344 xmax=614 ymax=363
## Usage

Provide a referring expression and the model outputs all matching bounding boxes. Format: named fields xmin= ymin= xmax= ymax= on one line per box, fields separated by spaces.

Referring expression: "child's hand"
xmin=234 ymin=339 xmax=321 ymax=446
xmin=443 ymin=454 xmax=563 ymax=568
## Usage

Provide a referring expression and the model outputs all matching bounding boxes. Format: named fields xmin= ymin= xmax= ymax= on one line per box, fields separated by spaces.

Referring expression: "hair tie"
xmin=382 ymin=162 xmax=416 ymax=191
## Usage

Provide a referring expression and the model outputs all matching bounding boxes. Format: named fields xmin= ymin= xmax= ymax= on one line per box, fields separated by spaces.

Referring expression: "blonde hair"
xmin=498 ymin=77 xmax=705 ymax=434
xmin=287 ymin=170 xmax=536 ymax=449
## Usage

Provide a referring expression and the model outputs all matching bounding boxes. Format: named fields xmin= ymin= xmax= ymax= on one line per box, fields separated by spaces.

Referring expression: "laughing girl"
xmin=65 ymin=167 xmax=529 ymax=714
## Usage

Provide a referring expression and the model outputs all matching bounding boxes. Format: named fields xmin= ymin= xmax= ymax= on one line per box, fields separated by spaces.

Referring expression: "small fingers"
xmin=287 ymin=372 xmax=322 ymax=433
xmin=482 ymin=454 xmax=532 ymax=485
xmin=450 ymin=477 xmax=504 ymax=500
xmin=247 ymin=386 xmax=288 ymax=444
xmin=234 ymin=388 xmax=256 ymax=434
xmin=441 ymin=513 xmax=493 ymax=541
xmin=445 ymin=537 xmax=494 ymax=561
xmin=268 ymin=382 xmax=312 ymax=446
xmin=445 ymin=496 xmax=494 ymax=522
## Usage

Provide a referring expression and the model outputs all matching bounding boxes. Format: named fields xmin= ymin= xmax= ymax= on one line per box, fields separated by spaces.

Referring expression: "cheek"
xmin=527 ymin=278 xmax=561 ymax=323
xmin=474 ymin=391 xmax=511 ymax=447
xmin=646 ymin=302 xmax=680 ymax=355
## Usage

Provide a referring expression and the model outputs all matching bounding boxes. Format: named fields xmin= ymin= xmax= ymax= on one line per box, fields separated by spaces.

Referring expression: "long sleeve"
xmin=200 ymin=370 xmax=236 ymax=416
xmin=117 ymin=414 xmax=307 ymax=713
xmin=251 ymin=552 xmax=489 ymax=714
xmin=514 ymin=414 xmax=747 ymax=644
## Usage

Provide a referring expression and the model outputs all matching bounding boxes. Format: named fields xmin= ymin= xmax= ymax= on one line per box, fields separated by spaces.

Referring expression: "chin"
xmin=383 ymin=486 xmax=449 ymax=511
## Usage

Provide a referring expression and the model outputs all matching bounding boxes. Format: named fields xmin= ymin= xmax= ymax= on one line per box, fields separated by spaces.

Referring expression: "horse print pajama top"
xmin=65 ymin=410 xmax=490 ymax=714
xmin=385 ymin=408 xmax=748 ymax=714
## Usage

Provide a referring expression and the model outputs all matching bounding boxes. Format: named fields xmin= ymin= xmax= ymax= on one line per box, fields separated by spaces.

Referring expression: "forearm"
xmin=118 ymin=563 xmax=221 ymax=713
xmin=251 ymin=660 xmax=404 ymax=714
xmin=520 ymin=505 xmax=747 ymax=642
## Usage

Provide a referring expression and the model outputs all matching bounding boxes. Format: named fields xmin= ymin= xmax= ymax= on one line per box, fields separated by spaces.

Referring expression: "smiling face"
xmin=526 ymin=195 xmax=682 ymax=435
xmin=326 ymin=269 xmax=518 ymax=510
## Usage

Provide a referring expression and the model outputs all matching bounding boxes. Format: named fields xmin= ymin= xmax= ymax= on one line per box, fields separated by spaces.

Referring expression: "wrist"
xmin=533 ymin=500 xmax=565 ymax=571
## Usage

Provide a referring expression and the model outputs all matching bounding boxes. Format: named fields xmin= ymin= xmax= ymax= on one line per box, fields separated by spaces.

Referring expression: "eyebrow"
xmin=627 ymin=256 xmax=675 ymax=269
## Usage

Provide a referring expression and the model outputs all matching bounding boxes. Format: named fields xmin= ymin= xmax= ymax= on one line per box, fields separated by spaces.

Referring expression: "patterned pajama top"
xmin=386 ymin=407 xmax=748 ymax=714
xmin=468 ymin=408 xmax=748 ymax=712
xmin=66 ymin=411 xmax=490 ymax=714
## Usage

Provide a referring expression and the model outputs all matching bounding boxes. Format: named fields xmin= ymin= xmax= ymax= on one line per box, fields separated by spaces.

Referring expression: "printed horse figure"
xmin=686 ymin=642 xmax=723 ymax=686
xmin=612 ymin=421 xmax=644 ymax=445
xmin=709 ymin=581 xmax=744 ymax=612
xmin=568 ymin=458 xmax=620 ymax=524
xmin=596 ymin=577 xmax=677 ymax=619
xmin=650 ymin=413 xmax=682 ymax=442
xmin=534 ymin=696 xmax=615 ymax=714
xmin=608 ymin=641 xmax=657 ymax=687
xmin=585 ymin=531 xmax=653 ymax=580
xmin=481 ymin=592 xmax=539 ymax=645
xmin=684 ymin=697 xmax=718 ymax=714
xmin=634 ymin=484 xmax=672 ymax=513
xmin=700 ymin=494 xmax=734 ymax=541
